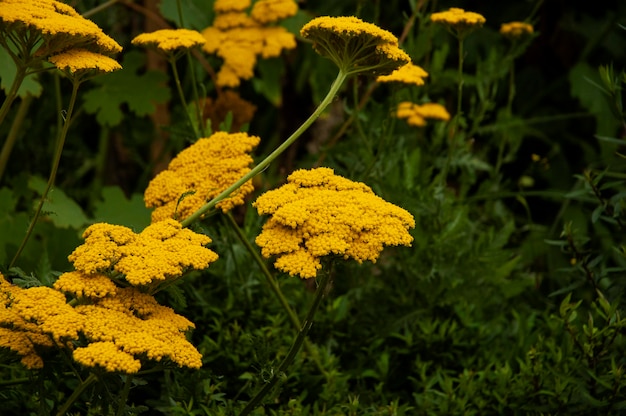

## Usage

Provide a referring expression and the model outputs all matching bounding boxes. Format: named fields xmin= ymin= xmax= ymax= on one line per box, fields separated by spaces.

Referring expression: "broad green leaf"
xmin=0 ymin=48 xmax=42 ymax=98
xmin=253 ymin=58 xmax=284 ymax=106
xmin=28 ymin=176 xmax=89 ymax=229
xmin=93 ymin=186 xmax=151 ymax=231
xmin=82 ymin=51 xmax=170 ymax=127
xmin=159 ymin=0 xmax=214 ymax=30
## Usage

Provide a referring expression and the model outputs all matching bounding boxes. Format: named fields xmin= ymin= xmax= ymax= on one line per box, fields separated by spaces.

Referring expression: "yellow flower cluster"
xmin=300 ymin=16 xmax=410 ymax=76
xmin=132 ymin=28 xmax=206 ymax=55
xmin=0 ymin=0 xmax=122 ymax=56
xmin=48 ymin=48 xmax=121 ymax=74
xmin=201 ymin=0 xmax=298 ymax=87
xmin=69 ymin=219 xmax=218 ymax=287
xmin=430 ymin=7 xmax=486 ymax=33
xmin=144 ymin=132 xmax=261 ymax=221
xmin=500 ymin=22 xmax=534 ymax=38
xmin=254 ymin=168 xmax=415 ymax=278
xmin=396 ymin=102 xmax=451 ymax=127
xmin=376 ymin=63 xmax=429 ymax=86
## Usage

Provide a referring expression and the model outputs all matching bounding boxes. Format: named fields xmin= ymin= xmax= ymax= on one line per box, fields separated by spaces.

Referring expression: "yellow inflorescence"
xmin=144 ymin=132 xmax=261 ymax=222
xmin=254 ymin=168 xmax=415 ymax=279
xmin=376 ymin=63 xmax=429 ymax=86
xmin=54 ymin=271 xmax=118 ymax=299
xmin=131 ymin=28 xmax=206 ymax=54
xmin=48 ymin=48 xmax=121 ymax=74
xmin=69 ymin=219 xmax=218 ymax=287
xmin=396 ymin=102 xmax=451 ymax=127
xmin=0 ymin=0 xmax=122 ymax=56
xmin=500 ymin=22 xmax=534 ymax=38
xmin=300 ymin=16 xmax=410 ymax=76
xmin=430 ymin=7 xmax=486 ymax=32
xmin=201 ymin=0 xmax=298 ymax=87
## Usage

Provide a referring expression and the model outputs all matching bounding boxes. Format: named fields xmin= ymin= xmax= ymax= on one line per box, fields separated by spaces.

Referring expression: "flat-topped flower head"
xmin=132 ymin=29 xmax=206 ymax=57
xmin=49 ymin=48 xmax=121 ymax=78
xmin=430 ymin=7 xmax=486 ymax=36
xmin=69 ymin=219 xmax=218 ymax=289
xmin=214 ymin=0 xmax=251 ymax=13
xmin=0 ymin=0 xmax=122 ymax=57
xmin=500 ymin=22 xmax=534 ymax=38
xmin=300 ymin=16 xmax=410 ymax=76
xmin=396 ymin=102 xmax=451 ymax=127
xmin=144 ymin=131 xmax=261 ymax=221
xmin=377 ymin=63 xmax=429 ymax=86
xmin=254 ymin=167 xmax=415 ymax=278
xmin=251 ymin=0 xmax=299 ymax=24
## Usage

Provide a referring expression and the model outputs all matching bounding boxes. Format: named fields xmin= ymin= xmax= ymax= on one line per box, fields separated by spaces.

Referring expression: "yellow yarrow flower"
xmin=132 ymin=28 xmax=206 ymax=59
xmin=376 ymin=63 xmax=429 ymax=86
xmin=144 ymin=132 xmax=261 ymax=222
xmin=73 ymin=342 xmax=142 ymax=374
xmin=201 ymin=0 xmax=297 ymax=87
xmin=69 ymin=219 xmax=218 ymax=287
xmin=54 ymin=271 xmax=118 ymax=299
xmin=49 ymin=48 xmax=121 ymax=76
xmin=0 ymin=0 xmax=122 ymax=56
xmin=430 ymin=7 xmax=486 ymax=35
xmin=300 ymin=16 xmax=410 ymax=76
xmin=500 ymin=21 xmax=534 ymax=38
xmin=254 ymin=167 xmax=415 ymax=279
xmin=396 ymin=102 xmax=450 ymax=127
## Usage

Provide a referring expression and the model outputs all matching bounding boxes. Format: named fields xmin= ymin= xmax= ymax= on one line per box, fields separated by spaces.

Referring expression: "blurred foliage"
xmin=1 ymin=0 xmax=626 ymax=415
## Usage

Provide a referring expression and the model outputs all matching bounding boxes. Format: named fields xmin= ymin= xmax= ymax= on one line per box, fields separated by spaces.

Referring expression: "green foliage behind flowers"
xmin=1 ymin=0 xmax=626 ymax=415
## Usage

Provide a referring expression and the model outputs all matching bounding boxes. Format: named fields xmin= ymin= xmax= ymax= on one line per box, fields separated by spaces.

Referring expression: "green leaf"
xmin=27 ymin=176 xmax=90 ymax=229
xmin=0 ymin=48 xmax=42 ymax=98
xmin=93 ymin=186 xmax=151 ymax=231
xmin=253 ymin=58 xmax=284 ymax=106
xmin=82 ymin=51 xmax=170 ymax=127
xmin=158 ymin=0 xmax=214 ymax=30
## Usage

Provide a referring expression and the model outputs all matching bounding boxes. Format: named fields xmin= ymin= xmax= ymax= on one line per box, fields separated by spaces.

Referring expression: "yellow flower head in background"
xmin=0 ymin=0 xmax=122 ymax=57
xmin=144 ymin=131 xmax=261 ymax=222
xmin=132 ymin=28 xmax=206 ymax=57
xmin=300 ymin=16 xmax=410 ymax=76
xmin=254 ymin=167 xmax=415 ymax=279
xmin=396 ymin=101 xmax=451 ymax=127
xmin=500 ymin=21 xmax=534 ymax=38
xmin=49 ymin=48 xmax=121 ymax=78
xmin=202 ymin=0 xmax=298 ymax=87
xmin=376 ymin=63 xmax=429 ymax=86
xmin=69 ymin=219 xmax=218 ymax=288
xmin=430 ymin=7 xmax=486 ymax=35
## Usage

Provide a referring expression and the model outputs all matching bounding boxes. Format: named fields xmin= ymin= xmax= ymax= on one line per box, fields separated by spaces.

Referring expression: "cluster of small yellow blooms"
xmin=69 ymin=219 xmax=218 ymax=287
xmin=253 ymin=168 xmax=415 ymax=278
xmin=396 ymin=102 xmax=451 ymax=127
xmin=201 ymin=0 xmax=298 ymax=87
xmin=53 ymin=271 xmax=118 ymax=299
xmin=144 ymin=132 xmax=261 ymax=221
xmin=48 ymin=48 xmax=121 ymax=74
xmin=300 ymin=16 xmax=410 ymax=76
xmin=500 ymin=22 xmax=534 ymax=38
xmin=200 ymin=90 xmax=257 ymax=133
xmin=131 ymin=29 xmax=206 ymax=55
xmin=0 ymin=0 xmax=122 ymax=57
xmin=376 ymin=63 xmax=429 ymax=86
xmin=430 ymin=8 xmax=486 ymax=33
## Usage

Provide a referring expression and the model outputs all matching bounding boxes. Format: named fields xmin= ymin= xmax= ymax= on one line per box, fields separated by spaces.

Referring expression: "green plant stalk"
xmin=456 ymin=35 xmax=465 ymax=123
xmin=169 ymin=57 xmax=200 ymax=138
xmin=224 ymin=212 xmax=327 ymax=377
xmin=181 ymin=70 xmax=348 ymax=227
xmin=9 ymin=78 xmax=81 ymax=268
xmin=0 ymin=65 xmax=27 ymax=128
xmin=0 ymin=94 xmax=32 ymax=182
xmin=115 ymin=375 xmax=133 ymax=416
xmin=55 ymin=372 xmax=98 ymax=416
xmin=186 ymin=51 xmax=205 ymax=135
xmin=239 ymin=269 xmax=333 ymax=416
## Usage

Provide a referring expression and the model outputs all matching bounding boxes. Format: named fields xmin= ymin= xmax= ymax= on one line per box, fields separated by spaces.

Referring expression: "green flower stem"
xmin=9 ymin=78 xmax=81 ymax=268
xmin=55 ymin=372 xmax=98 ymax=416
xmin=115 ymin=375 xmax=133 ymax=416
xmin=0 ymin=94 xmax=32 ymax=182
xmin=181 ymin=69 xmax=349 ymax=227
xmin=224 ymin=212 xmax=327 ymax=377
xmin=456 ymin=36 xmax=465 ymax=120
xmin=239 ymin=269 xmax=333 ymax=416
xmin=185 ymin=51 xmax=205 ymax=134
xmin=0 ymin=65 xmax=27 ymax=128
xmin=169 ymin=57 xmax=200 ymax=138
